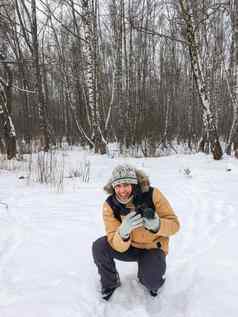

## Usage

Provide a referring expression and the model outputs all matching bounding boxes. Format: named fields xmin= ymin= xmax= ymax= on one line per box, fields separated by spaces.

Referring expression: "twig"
xmin=0 ymin=201 xmax=8 ymax=209
xmin=12 ymin=85 xmax=36 ymax=94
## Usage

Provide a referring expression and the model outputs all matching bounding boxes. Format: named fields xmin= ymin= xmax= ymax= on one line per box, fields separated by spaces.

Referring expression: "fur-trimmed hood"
xmin=103 ymin=168 xmax=150 ymax=195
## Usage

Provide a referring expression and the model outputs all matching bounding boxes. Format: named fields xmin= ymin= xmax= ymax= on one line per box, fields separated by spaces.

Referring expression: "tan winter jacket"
xmin=103 ymin=169 xmax=180 ymax=255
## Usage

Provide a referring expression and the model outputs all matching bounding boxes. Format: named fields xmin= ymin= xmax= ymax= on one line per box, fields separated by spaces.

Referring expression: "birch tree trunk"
xmin=0 ymin=56 xmax=17 ymax=159
xmin=179 ymin=0 xmax=223 ymax=160
xmin=82 ymin=0 xmax=106 ymax=153
xmin=115 ymin=0 xmax=123 ymax=137
xmin=226 ymin=0 xmax=238 ymax=158
xmin=17 ymin=53 xmax=32 ymax=148
xmin=108 ymin=0 xmax=124 ymax=141
xmin=0 ymin=1 xmax=17 ymax=159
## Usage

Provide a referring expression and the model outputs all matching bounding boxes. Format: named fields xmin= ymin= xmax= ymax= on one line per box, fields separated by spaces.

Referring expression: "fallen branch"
xmin=0 ymin=201 xmax=8 ymax=209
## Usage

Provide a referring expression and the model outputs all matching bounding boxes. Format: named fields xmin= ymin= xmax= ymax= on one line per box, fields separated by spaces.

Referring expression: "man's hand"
xmin=143 ymin=213 xmax=160 ymax=233
xmin=118 ymin=211 xmax=143 ymax=240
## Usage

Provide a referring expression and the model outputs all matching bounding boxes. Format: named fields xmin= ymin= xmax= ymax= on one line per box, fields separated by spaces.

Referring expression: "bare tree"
xmin=31 ymin=0 xmax=51 ymax=151
xmin=14 ymin=0 xmax=55 ymax=151
xmin=0 ymin=0 xmax=235 ymax=159
xmin=0 ymin=0 xmax=16 ymax=159
xmin=81 ymin=0 xmax=106 ymax=153
xmin=0 ymin=57 xmax=17 ymax=159
xmin=226 ymin=0 xmax=238 ymax=158
xmin=178 ymin=0 xmax=223 ymax=160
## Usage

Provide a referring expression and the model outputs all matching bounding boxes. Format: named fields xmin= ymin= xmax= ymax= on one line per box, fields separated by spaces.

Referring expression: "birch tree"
xmin=81 ymin=0 xmax=106 ymax=153
xmin=226 ymin=0 xmax=238 ymax=158
xmin=0 ymin=0 xmax=16 ymax=159
xmin=0 ymin=57 xmax=17 ymax=159
xmin=179 ymin=0 xmax=223 ymax=160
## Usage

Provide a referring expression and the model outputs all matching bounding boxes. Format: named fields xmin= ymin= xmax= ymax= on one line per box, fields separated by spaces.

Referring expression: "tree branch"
xmin=128 ymin=18 xmax=188 ymax=45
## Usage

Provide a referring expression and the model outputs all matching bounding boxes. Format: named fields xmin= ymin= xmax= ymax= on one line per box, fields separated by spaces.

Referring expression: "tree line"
xmin=0 ymin=0 xmax=237 ymax=160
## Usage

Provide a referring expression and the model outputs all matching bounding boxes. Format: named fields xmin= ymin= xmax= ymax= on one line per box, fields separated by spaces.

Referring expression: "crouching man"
xmin=92 ymin=164 xmax=180 ymax=300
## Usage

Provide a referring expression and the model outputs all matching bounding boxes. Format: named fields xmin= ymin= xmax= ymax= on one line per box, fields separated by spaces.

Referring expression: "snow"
xmin=0 ymin=150 xmax=238 ymax=317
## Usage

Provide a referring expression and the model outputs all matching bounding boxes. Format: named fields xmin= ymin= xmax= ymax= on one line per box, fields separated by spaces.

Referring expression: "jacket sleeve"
xmin=102 ymin=201 xmax=131 ymax=252
xmin=153 ymin=188 xmax=180 ymax=237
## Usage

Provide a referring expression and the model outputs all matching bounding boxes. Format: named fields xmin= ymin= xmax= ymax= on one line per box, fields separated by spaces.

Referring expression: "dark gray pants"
xmin=92 ymin=236 xmax=166 ymax=292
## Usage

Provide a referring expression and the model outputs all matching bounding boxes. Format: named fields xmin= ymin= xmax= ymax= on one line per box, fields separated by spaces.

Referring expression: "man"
xmin=92 ymin=164 xmax=180 ymax=301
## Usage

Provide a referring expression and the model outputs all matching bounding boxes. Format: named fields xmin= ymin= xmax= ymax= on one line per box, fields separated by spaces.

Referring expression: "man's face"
xmin=114 ymin=183 xmax=133 ymax=201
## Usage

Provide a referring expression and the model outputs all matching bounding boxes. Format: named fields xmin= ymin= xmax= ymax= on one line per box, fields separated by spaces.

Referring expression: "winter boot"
xmin=101 ymin=278 xmax=121 ymax=301
xmin=102 ymin=286 xmax=118 ymax=301
xmin=149 ymin=277 xmax=166 ymax=297
xmin=138 ymin=276 xmax=166 ymax=297
xmin=149 ymin=290 xmax=158 ymax=297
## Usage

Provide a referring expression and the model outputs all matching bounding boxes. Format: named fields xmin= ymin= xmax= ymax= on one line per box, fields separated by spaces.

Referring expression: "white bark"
xmin=82 ymin=0 xmax=99 ymax=139
xmin=179 ymin=0 xmax=222 ymax=159
xmin=105 ymin=69 xmax=115 ymax=130
xmin=81 ymin=0 xmax=107 ymax=152
xmin=226 ymin=0 xmax=238 ymax=155
xmin=0 ymin=65 xmax=17 ymax=158
xmin=7 ymin=116 xmax=16 ymax=137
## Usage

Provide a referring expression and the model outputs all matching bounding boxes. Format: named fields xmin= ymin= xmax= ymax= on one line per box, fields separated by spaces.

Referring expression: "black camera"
xmin=135 ymin=205 xmax=155 ymax=219
xmin=133 ymin=185 xmax=155 ymax=219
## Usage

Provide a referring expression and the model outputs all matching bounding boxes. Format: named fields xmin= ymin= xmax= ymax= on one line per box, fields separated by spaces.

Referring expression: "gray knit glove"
xmin=143 ymin=213 xmax=160 ymax=233
xmin=118 ymin=211 xmax=143 ymax=240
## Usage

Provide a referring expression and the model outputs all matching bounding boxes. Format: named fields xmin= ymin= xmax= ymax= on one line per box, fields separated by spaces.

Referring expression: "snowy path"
xmin=0 ymin=153 xmax=238 ymax=317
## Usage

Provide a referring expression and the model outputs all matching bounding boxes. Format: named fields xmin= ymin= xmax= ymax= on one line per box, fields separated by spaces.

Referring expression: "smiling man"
xmin=92 ymin=164 xmax=180 ymax=301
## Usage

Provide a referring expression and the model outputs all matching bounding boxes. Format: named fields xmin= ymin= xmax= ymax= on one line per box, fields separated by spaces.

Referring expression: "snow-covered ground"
xmin=0 ymin=150 xmax=238 ymax=317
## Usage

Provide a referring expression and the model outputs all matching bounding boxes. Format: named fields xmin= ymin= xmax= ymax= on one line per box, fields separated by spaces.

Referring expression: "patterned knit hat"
xmin=111 ymin=164 xmax=138 ymax=188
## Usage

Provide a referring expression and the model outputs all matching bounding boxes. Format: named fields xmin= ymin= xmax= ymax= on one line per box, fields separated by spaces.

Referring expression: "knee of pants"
xmin=92 ymin=236 xmax=109 ymax=261
xmin=139 ymin=249 xmax=166 ymax=284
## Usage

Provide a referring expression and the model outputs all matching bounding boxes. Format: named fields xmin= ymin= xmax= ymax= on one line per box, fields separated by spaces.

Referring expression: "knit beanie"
xmin=111 ymin=164 xmax=138 ymax=188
